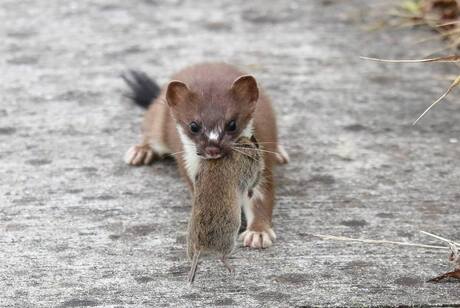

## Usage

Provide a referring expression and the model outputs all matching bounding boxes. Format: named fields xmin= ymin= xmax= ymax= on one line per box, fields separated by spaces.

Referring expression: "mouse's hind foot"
xmin=188 ymin=250 xmax=201 ymax=284
xmin=187 ymin=268 xmax=197 ymax=284
xmin=221 ymin=256 xmax=235 ymax=274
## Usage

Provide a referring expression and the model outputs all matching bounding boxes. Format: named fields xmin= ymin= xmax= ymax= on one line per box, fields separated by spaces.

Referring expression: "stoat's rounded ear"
xmin=231 ymin=75 xmax=259 ymax=105
xmin=166 ymin=80 xmax=189 ymax=107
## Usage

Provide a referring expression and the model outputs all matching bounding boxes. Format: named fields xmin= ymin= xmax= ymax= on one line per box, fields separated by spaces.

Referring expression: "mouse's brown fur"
xmin=187 ymin=136 xmax=263 ymax=283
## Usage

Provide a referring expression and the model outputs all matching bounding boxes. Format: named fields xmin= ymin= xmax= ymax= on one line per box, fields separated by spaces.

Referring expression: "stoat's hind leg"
xmin=275 ymin=144 xmax=289 ymax=165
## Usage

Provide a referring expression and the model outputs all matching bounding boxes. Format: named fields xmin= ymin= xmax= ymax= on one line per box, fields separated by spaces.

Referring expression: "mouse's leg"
xmin=221 ymin=256 xmax=235 ymax=274
xmin=188 ymin=250 xmax=201 ymax=284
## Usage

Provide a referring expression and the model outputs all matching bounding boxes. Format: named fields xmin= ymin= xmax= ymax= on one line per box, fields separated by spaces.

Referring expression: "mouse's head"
xmin=166 ymin=75 xmax=258 ymax=159
xmin=233 ymin=135 xmax=264 ymax=191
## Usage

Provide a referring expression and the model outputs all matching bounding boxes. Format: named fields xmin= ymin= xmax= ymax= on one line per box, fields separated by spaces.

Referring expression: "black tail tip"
xmin=121 ymin=70 xmax=161 ymax=109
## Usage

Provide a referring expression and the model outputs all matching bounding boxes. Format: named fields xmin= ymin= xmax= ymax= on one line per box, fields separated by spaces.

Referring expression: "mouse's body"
xmin=187 ymin=136 xmax=262 ymax=283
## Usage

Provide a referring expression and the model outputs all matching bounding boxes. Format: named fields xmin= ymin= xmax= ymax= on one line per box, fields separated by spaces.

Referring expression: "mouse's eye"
xmin=226 ymin=120 xmax=237 ymax=132
xmin=189 ymin=122 xmax=201 ymax=133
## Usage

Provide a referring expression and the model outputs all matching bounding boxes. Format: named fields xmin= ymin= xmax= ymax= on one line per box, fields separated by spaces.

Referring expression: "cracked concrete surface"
xmin=1 ymin=0 xmax=460 ymax=307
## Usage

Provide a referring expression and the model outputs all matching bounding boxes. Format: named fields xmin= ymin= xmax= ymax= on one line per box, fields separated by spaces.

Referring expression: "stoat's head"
xmin=166 ymin=75 xmax=259 ymax=159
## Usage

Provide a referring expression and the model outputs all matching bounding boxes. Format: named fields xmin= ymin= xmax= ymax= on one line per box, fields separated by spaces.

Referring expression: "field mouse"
xmin=186 ymin=136 xmax=263 ymax=283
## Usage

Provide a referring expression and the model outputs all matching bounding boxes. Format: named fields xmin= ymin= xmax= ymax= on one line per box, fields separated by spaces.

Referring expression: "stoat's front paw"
xmin=124 ymin=144 xmax=155 ymax=165
xmin=239 ymin=227 xmax=276 ymax=249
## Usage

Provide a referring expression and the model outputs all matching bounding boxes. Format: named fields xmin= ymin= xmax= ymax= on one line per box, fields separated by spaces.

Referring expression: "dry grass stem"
xmin=360 ymin=55 xmax=460 ymax=62
xmin=420 ymin=230 xmax=460 ymax=246
xmin=313 ymin=234 xmax=448 ymax=250
xmin=413 ymin=75 xmax=460 ymax=124
xmin=361 ymin=55 xmax=460 ymax=124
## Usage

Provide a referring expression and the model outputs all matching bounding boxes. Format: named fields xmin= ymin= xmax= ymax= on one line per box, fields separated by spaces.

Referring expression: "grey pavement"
xmin=1 ymin=0 xmax=460 ymax=307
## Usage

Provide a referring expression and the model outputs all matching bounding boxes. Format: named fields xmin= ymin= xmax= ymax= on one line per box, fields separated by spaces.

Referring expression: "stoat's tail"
xmin=188 ymin=250 xmax=201 ymax=284
xmin=122 ymin=70 xmax=161 ymax=109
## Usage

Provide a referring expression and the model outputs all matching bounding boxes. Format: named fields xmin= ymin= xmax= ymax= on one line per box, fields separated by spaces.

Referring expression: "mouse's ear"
xmin=194 ymin=173 xmax=200 ymax=183
xmin=231 ymin=75 xmax=259 ymax=108
xmin=166 ymin=80 xmax=190 ymax=108
xmin=250 ymin=135 xmax=259 ymax=148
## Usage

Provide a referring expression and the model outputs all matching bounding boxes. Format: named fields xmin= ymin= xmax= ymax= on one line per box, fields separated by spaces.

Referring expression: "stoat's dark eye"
xmin=227 ymin=120 xmax=237 ymax=132
xmin=189 ymin=122 xmax=201 ymax=133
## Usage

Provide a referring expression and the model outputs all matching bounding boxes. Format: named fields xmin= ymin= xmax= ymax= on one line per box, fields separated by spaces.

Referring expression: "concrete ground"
xmin=1 ymin=0 xmax=460 ymax=306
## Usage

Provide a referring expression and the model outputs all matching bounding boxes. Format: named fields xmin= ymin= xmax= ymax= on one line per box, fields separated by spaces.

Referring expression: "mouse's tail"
xmin=121 ymin=70 xmax=161 ymax=109
xmin=188 ymin=250 xmax=201 ymax=284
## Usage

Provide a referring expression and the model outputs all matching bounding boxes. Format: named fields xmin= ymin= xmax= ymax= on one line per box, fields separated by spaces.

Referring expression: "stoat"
xmin=123 ymin=63 xmax=289 ymax=248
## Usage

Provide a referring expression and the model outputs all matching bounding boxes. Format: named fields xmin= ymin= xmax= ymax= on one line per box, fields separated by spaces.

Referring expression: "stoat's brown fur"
xmin=123 ymin=63 xmax=289 ymax=249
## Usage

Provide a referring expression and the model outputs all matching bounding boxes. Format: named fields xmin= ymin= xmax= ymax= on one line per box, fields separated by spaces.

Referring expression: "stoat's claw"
xmin=239 ymin=228 xmax=276 ymax=249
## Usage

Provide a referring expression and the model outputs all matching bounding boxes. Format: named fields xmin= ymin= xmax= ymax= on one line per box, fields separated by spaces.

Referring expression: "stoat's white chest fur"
xmin=177 ymin=126 xmax=200 ymax=182
xmin=240 ymin=119 xmax=254 ymax=138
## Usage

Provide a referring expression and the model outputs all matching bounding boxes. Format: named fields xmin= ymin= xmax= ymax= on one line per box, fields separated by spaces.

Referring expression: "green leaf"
xmin=401 ymin=0 xmax=422 ymax=15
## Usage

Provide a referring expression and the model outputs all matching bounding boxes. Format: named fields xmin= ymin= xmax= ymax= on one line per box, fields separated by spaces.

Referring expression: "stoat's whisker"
xmin=231 ymin=141 xmax=279 ymax=145
xmin=231 ymin=147 xmax=259 ymax=161
xmin=232 ymin=146 xmax=279 ymax=156
xmin=233 ymin=141 xmax=290 ymax=145
xmin=231 ymin=147 xmax=257 ymax=160
xmin=181 ymin=141 xmax=196 ymax=146
xmin=169 ymin=150 xmax=185 ymax=156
